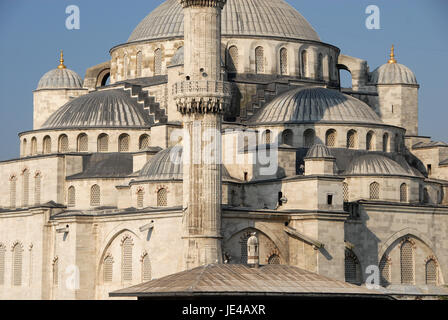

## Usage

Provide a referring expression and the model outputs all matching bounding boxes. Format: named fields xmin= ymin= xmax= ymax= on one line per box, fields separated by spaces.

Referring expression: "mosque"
xmin=0 ymin=0 xmax=447 ymax=300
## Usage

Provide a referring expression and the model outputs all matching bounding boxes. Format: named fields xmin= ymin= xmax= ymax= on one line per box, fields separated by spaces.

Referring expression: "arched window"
xmin=52 ymin=258 xmax=58 ymax=287
xmin=137 ymin=188 xmax=144 ymax=208
xmin=22 ymin=139 xmax=27 ymax=157
xmin=282 ymin=129 xmax=293 ymax=146
xmin=22 ymin=169 xmax=29 ymax=207
xmin=343 ymin=182 xmax=349 ymax=202
xmin=43 ymin=136 xmax=51 ymax=154
xmin=139 ymin=134 xmax=150 ymax=150
xmin=103 ymin=254 xmax=114 ymax=283
xmin=268 ymin=254 xmax=280 ymax=265
xmin=346 ymin=130 xmax=357 ymax=149
xmin=255 ymin=46 xmax=264 ymax=74
xmin=227 ymin=46 xmax=238 ymax=73
xmin=123 ymin=54 xmax=129 ymax=79
xmin=400 ymin=240 xmax=415 ymax=284
xmin=325 ymin=129 xmax=337 ymax=147
xmin=97 ymin=134 xmax=109 ymax=152
xmin=370 ymin=182 xmax=380 ymax=200
xmin=262 ymin=130 xmax=272 ymax=145
xmin=68 ymin=186 xmax=76 ymax=207
xmin=121 ymin=237 xmax=133 ymax=282
xmin=329 ymin=56 xmax=334 ymax=80
xmin=303 ymin=129 xmax=315 ymax=147
xmin=301 ymin=50 xmax=308 ymax=78
xmin=395 ymin=134 xmax=401 ymax=152
xmin=157 ymin=188 xmax=167 ymax=207
xmin=118 ymin=134 xmax=130 ymax=152
xmin=34 ymin=173 xmax=41 ymax=206
xmin=12 ymin=243 xmax=23 ymax=286
xmin=141 ymin=253 xmax=151 ymax=282
xmin=379 ymin=256 xmax=391 ymax=287
xmin=345 ymin=249 xmax=361 ymax=285
xmin=10 ymin=176 xmax=17 ymax=208
xmin=0 ymin=244 xmax=5 ymax=285
xmin=77 ymin=133 xmax=88 ymax=152
xmin=423 ymin=187 xmax=429 ymax=204
xmin=90 ymin=184 xmax=100 ymax=207
xmin=136 ymin=51 xmax=143 ymax=77
xmin=366 ymin=131 xmax=375 ymax=151
xmin=400 ymin=183 xmax=408 ymax=202
xmin=58 ymin=134 xmax=69 ymax=153
xmin=154 ymin=48 xmax=162 ymax=76
xmin=240 ymin=232 xmax=251 ymax=264
xmin=31 ymin=137 xmax=37 ymax=155
xmin=317 ymin=53 xmax=323 ymax=80
xmin=280 ymin=48 xmax=288 ymax=75
xmin=426 ymin=259 xmax=438 ymax=285
xmin=383 ymin=133 xmax=389 ymax=152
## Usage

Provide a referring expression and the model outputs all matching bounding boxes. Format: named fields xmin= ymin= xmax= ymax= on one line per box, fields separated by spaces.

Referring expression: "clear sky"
xmin=0 ymin=0 xmax=447 ymax=161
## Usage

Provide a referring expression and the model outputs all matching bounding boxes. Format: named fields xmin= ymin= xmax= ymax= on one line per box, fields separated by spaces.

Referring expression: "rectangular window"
xmin=327 ymin=194 xmax=333 ymax=205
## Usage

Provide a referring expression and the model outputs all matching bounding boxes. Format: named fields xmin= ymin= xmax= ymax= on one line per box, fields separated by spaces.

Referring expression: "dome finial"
xmin=388 ymin=45 xmax=397 ymax=64
xmin=58 ymin=50 xmax=66 ymax=69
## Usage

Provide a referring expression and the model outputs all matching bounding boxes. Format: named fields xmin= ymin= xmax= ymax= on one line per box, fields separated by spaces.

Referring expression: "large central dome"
xmin=128 ymin=0 xmax=320 ymax=43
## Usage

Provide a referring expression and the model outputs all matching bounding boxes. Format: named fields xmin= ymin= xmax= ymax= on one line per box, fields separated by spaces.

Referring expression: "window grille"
xmin=343 ymin=183 xmax=349 ymax=202
xmin=103 ymin=255 xmax=113 ymax=283
xmin=0 ymin=245 xmax=5 ymax=285
xmin=119 ymin=134 xmax=130 ymax=152
xmin=280 ymin=48 xmax=288 ymax=75
xmin=304 ymin=129 xmax=315 ymax=147
xmin=136 ymin=51 xmax=143 ymax=77
xmin=68 ymin=186 xmax=76 ymax=207
xmin=326 ymin=130 xmax=336 ymax=147
xmin=379 ymin=256 xmax=391 ymax=286
xmin=34 ymin=174 xmax=41 ymax=205
xmin=370 ymin=182 xmax=380 ymax=200
xmin=43 ymin=136 xmax=51 ymax=154
xmin=347 ymin=130 xmax=357 ymax=149
xmin=263 ymin=130 xmax=271 ymax=145
xmin=255 ymin=47 xmax=264 ymax=74
xmin=12 ymin=243 xmax=23 ymax=286
xmin=400 ymin=183 xmax=408 ymax=202
xmin=157 ymin=188 xmax=167 ymax=207
xmin=426 ymin=259 xmax=437 ymax=285
xmin=240 ymin=232 xmax=251 ymax=263
xmin=90 ymin=185 xmax=100 ymax=207
xmin=122 ymin=237 xmax=133 ymax=282
xmin=98 ymin=134 xmax=109 ymax=152
xmin=228 ymin=46 xmax=238 ymax=72
xmin=59 ymin=135 xmax=69 ymax=153
xmin=154 ymin=49 xmax=162 ymax=76
xmin=137 ymin=189 xmax=144 ymax=208
xmin=345 ymin=250 xmax=361 ymax=285
xmin=268 ymin=254 xmax=280 ymax=265
xmin=22 ymin=170 xmax=29 ymax=207
xmin=400 ymin=241 xmax=414 ymax=284
xmin=139 ymin=135 xmax=150 ymax=150
xmin=77 ymin=134 xmax=88 ymax=152
xmin=142 ymin=254 xmax=151 ymax=282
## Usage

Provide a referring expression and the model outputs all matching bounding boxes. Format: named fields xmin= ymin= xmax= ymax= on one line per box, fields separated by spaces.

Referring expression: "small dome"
xmin=170 ymin=46 xmax=184 ymax=66
xmin=345 ymin=154 xmax=414 ymax=176
xmin=37 ymin=68 xmax=83 ymax=90
xmin=42 ymin=89 xmax=152 ymax=129
xmin=251 ymin=87 xmax=383 ymax=125
xmin=138 ymin=146 xmax=234 ymax=181
xmin=127 ymin=0 xmax=320 ymax=43
xmin=370 ymin=63 xmax=417 ymax=85
xmin=305 ymin=144 xmax=334 ymax=159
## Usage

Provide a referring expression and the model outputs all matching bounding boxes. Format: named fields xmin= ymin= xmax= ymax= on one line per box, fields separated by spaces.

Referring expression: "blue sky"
xmin=0 ymin=0 xmax=447 ymax=161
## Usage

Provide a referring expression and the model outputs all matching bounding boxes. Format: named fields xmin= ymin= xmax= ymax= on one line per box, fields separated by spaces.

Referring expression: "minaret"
xmin=174 ymin=0 xmax=231 ymax=269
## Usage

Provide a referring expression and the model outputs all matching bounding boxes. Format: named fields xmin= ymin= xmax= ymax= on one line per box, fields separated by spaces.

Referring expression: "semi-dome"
xmin=345 ymin=154 xmax=414 ymax=176
xmin=251 ymin=87 xmax=383 ymax=125
xmin=42 ymin=89 xmax=152 ymax=129
xmin=37 ymin=68 xmax=83 ymax=90
xmin=127 ymin=0 xmax=320 ymax=43
xmin=305 ymin=144 xmax=335 ymax=159
xmin=370 ymin=63 xmax=417 ymax=85
xmin=138 ymin=145 xmax=233 ymax=181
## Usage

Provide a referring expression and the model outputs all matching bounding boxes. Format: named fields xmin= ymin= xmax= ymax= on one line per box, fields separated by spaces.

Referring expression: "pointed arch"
xmin=12 ymin=242 xmax=23 ymax=286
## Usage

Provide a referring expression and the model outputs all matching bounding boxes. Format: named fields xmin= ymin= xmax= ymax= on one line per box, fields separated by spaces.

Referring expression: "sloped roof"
xmin=110 ymin=264 xmax=386 ymax=298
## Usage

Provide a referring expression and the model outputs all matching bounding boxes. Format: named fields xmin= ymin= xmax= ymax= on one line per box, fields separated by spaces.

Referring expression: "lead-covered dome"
xmin=251 ymin=87 xmax=383 ymax=125
xmin=305 ymin=144 xmax=335 ymax=159
xmin=42 ymin=89 xmax=152 ymax=129
xmin=345 ymin=154 xmax=414 ymax=176
xmin=37 ymin=68 xmax=83 ymax=90
xmin=128 ymin=0 xmax=320 ymax=43
xmin=370 ymin=63 xmax=417 ymax=85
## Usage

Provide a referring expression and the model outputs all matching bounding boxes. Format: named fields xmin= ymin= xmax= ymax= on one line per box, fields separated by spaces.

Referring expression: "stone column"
xmin=175 ymin=0 xmax=231 ymax=269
